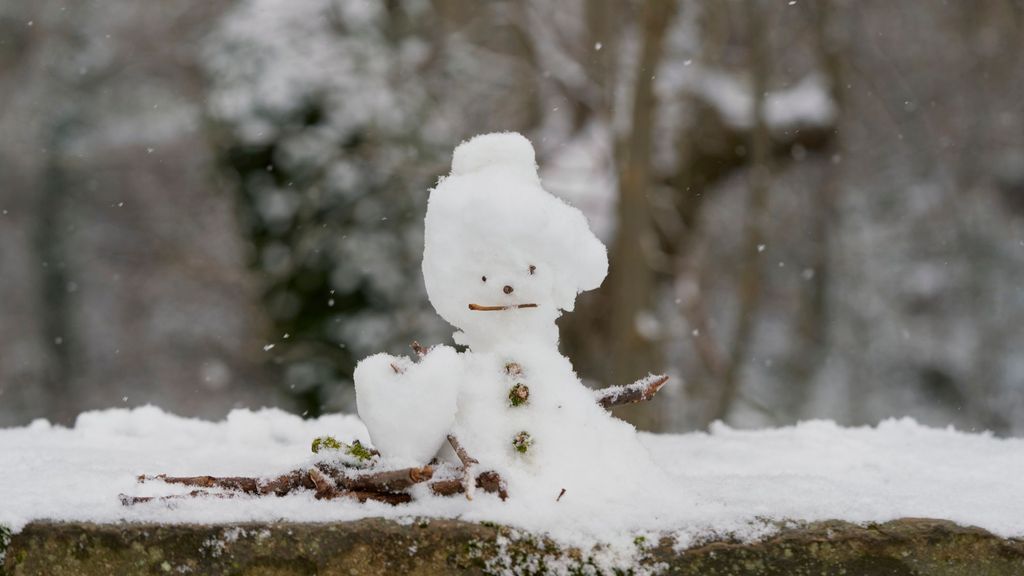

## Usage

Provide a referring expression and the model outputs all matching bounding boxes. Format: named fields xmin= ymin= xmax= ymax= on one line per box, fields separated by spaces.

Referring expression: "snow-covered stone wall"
xmin=4 ymin=408 xmax=1023 ymax=541
xmin=4 ymin=518 xmax=1023 ymax=576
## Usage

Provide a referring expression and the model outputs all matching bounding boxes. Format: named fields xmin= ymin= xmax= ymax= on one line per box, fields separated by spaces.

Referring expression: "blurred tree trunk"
xmin=705 ymin=0 xmax=771 ymax=425
xmin=605 ymin=0 xmax=676 ymax=431
xmin=35 ymin=118 xmax=78 ymax=424
xmin=585 ymin=0 xmax=619 ymax=117
xmin=0 ymin=0 xmax=281 ymax=426
xmin=782 ymin=0 xmax=845 ymax=420
xmin=558 ymin=1 xmax=623 ymax=381
xmin=29 ymin=3 xmax=86 ymax=425
xmin=956 ymin=2 xmax=1012 ymax=434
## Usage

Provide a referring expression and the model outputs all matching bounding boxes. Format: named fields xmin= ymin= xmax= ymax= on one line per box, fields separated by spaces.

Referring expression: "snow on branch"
xmin=594 ymin=374 xmax=669 ymax=409
xmin=126 ymin=440 xmax=508 ymax=506
xmin=680 ymin=70 xmax=836 ymax=134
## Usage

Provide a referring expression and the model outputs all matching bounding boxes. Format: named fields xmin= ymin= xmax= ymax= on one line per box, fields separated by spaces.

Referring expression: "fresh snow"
xmin=2 ymin=406 xmax=1022 ymax=554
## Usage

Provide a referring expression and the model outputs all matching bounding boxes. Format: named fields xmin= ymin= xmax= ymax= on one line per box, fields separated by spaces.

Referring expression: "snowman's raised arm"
xmin=594 ymin=374 xmax=669 ymax=410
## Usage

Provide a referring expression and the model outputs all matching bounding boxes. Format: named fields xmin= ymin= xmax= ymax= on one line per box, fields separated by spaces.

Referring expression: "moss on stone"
xmin=346 ymin=439 xmax=375 ymax=462
xmin=310 ymin=435 xmax=342 ymax=454
xmin=4 ymin=518 xmax=1024 ymax=575
xmin=311 ymin=436 xmax=374 ymax=463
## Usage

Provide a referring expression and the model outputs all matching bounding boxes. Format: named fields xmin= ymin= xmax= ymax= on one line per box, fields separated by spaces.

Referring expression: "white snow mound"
xmin=2 ymin=407 xmax=1023 ymax=554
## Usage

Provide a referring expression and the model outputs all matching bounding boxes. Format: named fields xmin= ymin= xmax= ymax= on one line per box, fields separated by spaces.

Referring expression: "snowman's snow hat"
xmin=451 ymin=132 xmax=537 ymax=178
xmin=423 ymin=132 xmax=608 ymax=322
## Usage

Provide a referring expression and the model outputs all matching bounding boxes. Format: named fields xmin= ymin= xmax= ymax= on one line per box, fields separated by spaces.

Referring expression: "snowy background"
xmin=2 ymin=0 xmax=1024 ymax=436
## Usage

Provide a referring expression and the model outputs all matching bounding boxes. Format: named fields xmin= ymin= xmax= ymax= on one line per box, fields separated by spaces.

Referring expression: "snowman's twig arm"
xmin=594 ymin=375 xmax=669 ymax=409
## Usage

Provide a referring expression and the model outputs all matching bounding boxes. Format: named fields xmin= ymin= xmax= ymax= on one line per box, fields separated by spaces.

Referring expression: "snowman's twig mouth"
xmin=467 ymin=303 xmax=538 ymax=311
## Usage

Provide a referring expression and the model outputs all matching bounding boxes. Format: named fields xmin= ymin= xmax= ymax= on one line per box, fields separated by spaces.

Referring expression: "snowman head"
xmin=422 ymin=133 xmax=608 ymax=351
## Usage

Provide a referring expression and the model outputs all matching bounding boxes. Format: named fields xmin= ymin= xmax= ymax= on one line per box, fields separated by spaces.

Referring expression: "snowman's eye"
xmin=528 ymin=265 xmax=536 ymax=275
xmin=481 ymin=276 xmax=487 ymax=283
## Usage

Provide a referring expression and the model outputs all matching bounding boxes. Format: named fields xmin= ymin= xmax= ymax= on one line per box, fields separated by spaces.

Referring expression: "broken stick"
xmin=447 ymin=434 xmax=479 ymax=467
xmin=118 ymin=490 xmax=235 ymax=506
xmin=139 ymin=474 xmax=260 ymax=494
xmin=307 ymin=468 xmax=341 ymax=500
xmin=429 ymin=470 xmax=508 ymax=501
xmin=411 ymin=340 xmax=429 ymax=357
xmin=439 ymin=434 xmax=508 ymax=500
xmin=139 ymin=471 xmax=312 ymax=497
xmin=129 ymin=463 xmax=432 ymax=508
xmin=447 ymin=434 xmax=479 ymax=499
xmin=320 ymin=464 xmax=434 ymax=493
xmin=345 ymin=490 xmax=413 ymax=505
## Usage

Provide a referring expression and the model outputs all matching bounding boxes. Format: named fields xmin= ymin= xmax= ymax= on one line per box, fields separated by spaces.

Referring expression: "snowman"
xmin=355 ymin=132 xmax=665 ymax=501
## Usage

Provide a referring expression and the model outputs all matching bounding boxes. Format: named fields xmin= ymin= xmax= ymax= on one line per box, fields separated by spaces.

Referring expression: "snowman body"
xmin=355 ymin=132 xmax=665 ymax=498
xmin=451 ymin=342 xmax=662 ymax=499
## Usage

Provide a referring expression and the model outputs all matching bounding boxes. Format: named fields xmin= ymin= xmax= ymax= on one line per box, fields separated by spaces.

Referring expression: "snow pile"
xmin=2 ymin=408 xmax=1023 ymax=551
